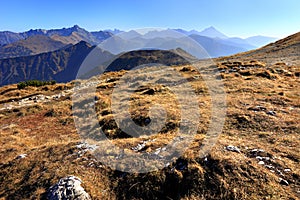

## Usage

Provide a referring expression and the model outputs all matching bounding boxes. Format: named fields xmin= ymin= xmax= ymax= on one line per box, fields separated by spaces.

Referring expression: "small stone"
xmin=16 ymin=154 xmax=27 ymax=159
xmin=258 ymin=161 xmax=265 ymax=165
xmin=266 ymin=111 xmax=276 ymax=116
xmin=248 ymin=106 xmax=266 ymax=112
xmin=279 ymin=178 xmax=289 ymax=186
xmin=226 ymin=145 xmax=241 ymax=153
xmin=154 ymin=148 xmax=161 ymax=155
xmin=256 ymin=156 xmax=263 ymax=160
xmin=132 ymin=141 xmax=147 ymax=152
xmin=250 ymin=149 xmax=264 ymax=153
xmin=265 ymin=165 xmax=274 ymax=169
xmin=256 ymin=156 xmax=270 ymax=161
xmin=284 ymin=168 xmax=291 ymax=172
xmin=76 ymin=142 xmax=98 ymax=152
xmin=249 ymin=148 xmax=269 ymax=157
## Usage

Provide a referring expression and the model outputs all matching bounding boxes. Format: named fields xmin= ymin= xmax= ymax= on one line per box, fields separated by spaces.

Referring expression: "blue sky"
xmin=1 ymin=0 xmax=299 ymax=38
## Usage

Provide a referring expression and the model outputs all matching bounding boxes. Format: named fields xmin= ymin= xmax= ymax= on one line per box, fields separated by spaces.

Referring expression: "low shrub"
xmin=17 ymin=80 xmax=56 ymax=89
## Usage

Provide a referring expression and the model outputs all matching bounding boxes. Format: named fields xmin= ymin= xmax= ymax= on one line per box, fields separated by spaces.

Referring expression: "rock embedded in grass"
xmin=225 ymin=145 xmax=241 ymax=153
xmin=46 ymin=176 xmax=91 ymax=200
xmin=279 ymin=178 xmax=289 ymax=186
xmin=16 ymin=154 xmax=27 ymax=159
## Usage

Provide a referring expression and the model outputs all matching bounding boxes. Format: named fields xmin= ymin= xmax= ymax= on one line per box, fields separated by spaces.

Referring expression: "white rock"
xmin=47 ymin=176 xmax=91 ymax=200
xmin=256 ymin=156 xmax=263 ymax=160
xmin=16 ymin=154 xmax=27 ymax=159
xmin=266 ymin=110 xmax=276 ymax=116
xmin=277 ymin=169 xmax=284 ymax=176
xmin=132 ymin=142 xmax=146 ymax=151
xmin=76 ymin=142 xmax=98 ymax=152
xmin=251 ymin=149 xmax=265 ymax=153
xmin=284 ymin=168 xmax=291 ymax=173
xmin=258 ymin=161 xmax=265 ymax=165
xmin=226 ymin=145 xmax=241 ymax=153
xmin=265 ymin=165 xmax=274 ymax=169
xmin=279 ymin=178 xmax=289 ymax=186
xmin=256 ymin=156 xmax=270 ymax=161
xmin=154 ymin=148 xmax=161 ymax=155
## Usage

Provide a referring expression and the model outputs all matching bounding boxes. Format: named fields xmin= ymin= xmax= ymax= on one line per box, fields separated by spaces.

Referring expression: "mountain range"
xmin=0 ymin=31 xmax=298 ymax=87
xmin=0 ymin=25 xmax=282 ymax=86
xmin=0 ymin=25 xmax=112 ymax=46
xmin=0 ymin=25 xmax=277 ymax=59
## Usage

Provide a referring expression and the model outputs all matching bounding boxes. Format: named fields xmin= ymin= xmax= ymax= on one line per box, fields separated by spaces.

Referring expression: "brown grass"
xmin=0 ymin=60 xmax=299 ymax=199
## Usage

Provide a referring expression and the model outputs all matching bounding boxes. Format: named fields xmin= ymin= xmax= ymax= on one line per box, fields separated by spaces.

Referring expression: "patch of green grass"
xmin=17 ymin=80 xmax=56 ymax=89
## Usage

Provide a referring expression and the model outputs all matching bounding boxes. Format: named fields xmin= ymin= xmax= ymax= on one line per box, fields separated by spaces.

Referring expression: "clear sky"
xmin=0 ymin=0 xmax=299 ymax=38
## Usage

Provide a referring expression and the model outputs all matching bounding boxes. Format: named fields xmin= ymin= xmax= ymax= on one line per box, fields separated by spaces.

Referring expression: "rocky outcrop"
xmin=46 ymin=176 xmax=91 ymax=200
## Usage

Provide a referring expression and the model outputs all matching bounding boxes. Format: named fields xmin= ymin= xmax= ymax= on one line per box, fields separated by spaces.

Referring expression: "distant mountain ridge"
xmin=98 ymin=30 xmax=251 ymax=58
xmin=0 ymin=25 xmax=113 ymax=46
xmin=0 ymin=25 xmax=277 ymax=60
xmin=172 ymin=26 xmax=277 ymax=48
xmin=0 ymin=25 xmax=114 ymax=59
xmin=0 ymin=25 xmax=277 ymax=48
xmin=0 ymin=41 xmax=114 ymax=86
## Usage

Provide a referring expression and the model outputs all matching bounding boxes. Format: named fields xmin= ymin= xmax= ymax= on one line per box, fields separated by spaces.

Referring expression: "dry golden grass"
xmin=0 ymin=59 xmax=299 ymax=199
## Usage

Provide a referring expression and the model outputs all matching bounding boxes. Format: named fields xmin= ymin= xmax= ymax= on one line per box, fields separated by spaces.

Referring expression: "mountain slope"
xmin=0 ymin=41 xmax=114 ymax=86
xmin=223 ymin=32 xmax=300 ymax=65
xmin=105 ymin=49 xmax=191 ymax=72
xmin=0 ymin=35 xmax=66 ymax=59
xmin=0 ymin=31 xmax=24 ymax=45
xmin=91 ymin=31 xmax=113 ymax=42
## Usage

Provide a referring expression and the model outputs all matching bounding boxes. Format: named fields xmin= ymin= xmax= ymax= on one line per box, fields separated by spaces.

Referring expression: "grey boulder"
xmin=47 ymin=176 xmax=91 ymax=200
